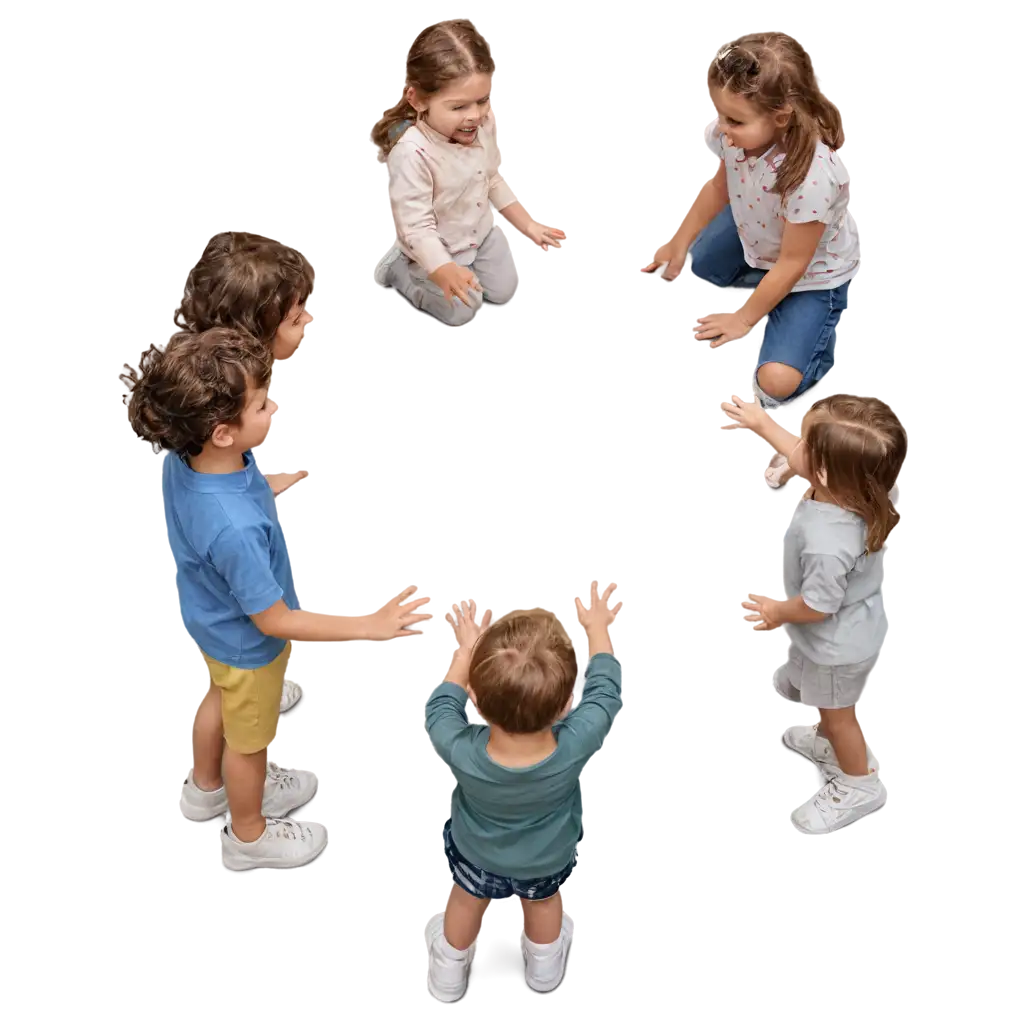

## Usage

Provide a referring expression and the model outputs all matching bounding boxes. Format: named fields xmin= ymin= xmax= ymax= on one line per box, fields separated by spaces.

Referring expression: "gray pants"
xmin=390 ymin=226 xmax=518 ymax=327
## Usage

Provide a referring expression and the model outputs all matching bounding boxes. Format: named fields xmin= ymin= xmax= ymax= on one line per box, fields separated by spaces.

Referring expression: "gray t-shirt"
xmin=783 ymin=499 xmax=887 ymax=665
xmin=425 ymin=654 xmax=622 ymax=879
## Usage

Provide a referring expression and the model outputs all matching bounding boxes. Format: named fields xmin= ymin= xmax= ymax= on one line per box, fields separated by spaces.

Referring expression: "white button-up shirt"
xmin=706 ymin=121 xmax=860 ymax=290
xmin=387 ymin=112 xmax=517 ymax=274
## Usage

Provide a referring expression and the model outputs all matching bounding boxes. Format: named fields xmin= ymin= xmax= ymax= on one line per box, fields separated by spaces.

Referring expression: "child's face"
xmin=711 ymin=87 xmax=790 ymax=155
xmin=410 ymin=72 xmax=492 ymax=146
xmin=212 ymin=384 xmax=277 ymax=453
xmin=272 ymin=300 xmax=313 ymax=361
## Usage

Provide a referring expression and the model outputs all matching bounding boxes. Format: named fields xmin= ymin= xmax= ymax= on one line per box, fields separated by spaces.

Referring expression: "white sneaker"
xmin=782 ymin=724 xmax=879 ymax=774
xmin=425 ymin=913 xmax=474 ymax=1002
xmin=280 ymin=679 xmax=302 ymax=713
xmin=522 ymin=913 xmax=574 ymax=993
xmin=180 ymin=763 xmax=318 ymax=821
xmin=220 ymin=817 xmax=328 ymax=870
xmin=791 ymin=772 xmax=887 ymax=834
xmin=374 ymin=246 xmax=402 ymax=287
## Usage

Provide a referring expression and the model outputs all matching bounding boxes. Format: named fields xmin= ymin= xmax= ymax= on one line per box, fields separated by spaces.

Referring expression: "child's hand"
xmin=265 ymin=471 xmax=308 ymax=497
xmin=575 ymin=581 xmax=622 ymax=632
xmin=365 ymin=586 xmax=432 ymax=640
xmin=429 ymin=262 xmax=482 ymax=306
xmin=641 ymin=241 xmax=687 ymax=280
xmin=695 ymin=312 xmax=753 ymax=347
xmin=525 ymin=221 xmax=566 ymax=250
xmin=440 ymin=598 xmax=491 ymax=684
xmin=721 ymin=394 xmax=769 ymax=433
xmin=742 ymin=594 xmax=783 ymax=630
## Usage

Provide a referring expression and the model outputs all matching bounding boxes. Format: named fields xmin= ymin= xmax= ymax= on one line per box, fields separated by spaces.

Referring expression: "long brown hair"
xmin=371 ymin=20 xmax=495 ymax=161
xmin=120 ymin=328 xmax=272 ymax=457
xmin=174 ymin=232 xmax=314 ymax=348
xmin=469 ymin=609 xmax=577 ymax=734
xmin=804 ymin=395 xmax=907 ymax=553
xmin=708 ymin=32 xmax=843 ymax=201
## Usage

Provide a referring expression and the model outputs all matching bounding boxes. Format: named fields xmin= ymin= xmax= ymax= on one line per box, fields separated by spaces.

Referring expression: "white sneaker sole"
xmin=279 ymin=680 xmax=302 ymax=713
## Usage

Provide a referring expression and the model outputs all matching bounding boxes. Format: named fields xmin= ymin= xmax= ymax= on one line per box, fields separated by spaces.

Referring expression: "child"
xmin=120 ymin=328 xmax=431 ymax=869
xmin=176 ymin=231 xmax=317 ymax=710
xmin=371 ymin=19 xmax=565 ymax=327
xmin=721 ymin=392 xmax=906 ymax=833
xmin=423 ymin=584 xmax=623 ymax=1000
xmin=644 ymin=32 xmax=859 ymax=477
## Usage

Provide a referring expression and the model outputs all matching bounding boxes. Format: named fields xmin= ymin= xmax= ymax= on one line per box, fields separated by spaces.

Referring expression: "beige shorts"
xmin=201 ymin=642 xmax=291 ymax=754
xmin=773 ymin=644 xmax=877 ymax=709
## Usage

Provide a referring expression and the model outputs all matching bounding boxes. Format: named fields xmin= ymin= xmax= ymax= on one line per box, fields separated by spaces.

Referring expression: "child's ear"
xmin=406 ymin=85 xmax=427 ymax=114
xmin=466 ymin=685 xmax=479 ymax=709
xmin=774 ymin=104 xmax=793 ymax=129
xmin=210 ymin=423 xmax=235 ymax=449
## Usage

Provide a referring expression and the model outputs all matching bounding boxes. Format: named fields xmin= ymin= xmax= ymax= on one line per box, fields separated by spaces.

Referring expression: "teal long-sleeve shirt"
xmin=425 ymin=653 xmax=622 ymax=879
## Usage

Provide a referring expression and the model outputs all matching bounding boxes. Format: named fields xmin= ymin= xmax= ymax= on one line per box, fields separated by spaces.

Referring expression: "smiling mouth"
xmin=457 ymin=126 xmax=478 ymax=135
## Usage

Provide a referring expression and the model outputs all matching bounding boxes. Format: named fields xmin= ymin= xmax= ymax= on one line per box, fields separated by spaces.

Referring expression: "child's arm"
xmin=735 ymin=221 xmax=827 ymax=326
xmin=744 ymin=548 xmax=853 ymax=630
xmin=209 ymin=525 xmax=431 ymax=641
xmin=638 ymin=163 xmax=729 ymax=282
xmin=720 ymin=394 xmax=813 ymax=480
xmin=487 ymin=114 xmax=565 ymax=251
xmin=264 ymin=471 xmax=308 ymax=497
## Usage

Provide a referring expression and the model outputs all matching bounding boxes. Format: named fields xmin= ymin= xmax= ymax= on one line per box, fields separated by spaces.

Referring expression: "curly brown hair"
xmin=468 ymin=609 xmax=577 ymax=733
xmin=174 ymin=232 xmax=314 ymax=347
xmin=371 ymin=20 xmax=495 ymax=161
xmin=120 ymin=328 xmax=272 ymax=457
xmin=709 ymin=32 xmax=844 ymax=202
xmin=804 ymin=395 xmax=907 ymax=553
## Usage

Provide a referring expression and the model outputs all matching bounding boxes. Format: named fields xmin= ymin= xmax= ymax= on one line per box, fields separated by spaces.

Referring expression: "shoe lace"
xmin=265 ymin=817 xmax=306 ymax=841
xmin=266 ymin=762 xmax=298 ymax=789
xmin=814 ymin=777 xmax=851 ymax=813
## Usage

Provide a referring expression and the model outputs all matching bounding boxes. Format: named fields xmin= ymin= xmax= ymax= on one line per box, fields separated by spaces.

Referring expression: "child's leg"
xmin=444 ymin=884 xmax=491 ymax=950
xmin=754 ymin=282 xmax=850 ymax=405
xmin=191 ymin=683 xmax=224 ymax=791
xmin=387 ymin=255 xmax=481 ymax=327
xmin=690 ymin=207 xmax=765 ymax=288
xmin=198 ymin=645 xmax=327 ymax=868
xmin=471 ymin=226 xmax=518 ymax=304
xmin=521 ymin=891 xmax=563 ymax=944
xmin=817 ymin=706 xmax=869 ymax=777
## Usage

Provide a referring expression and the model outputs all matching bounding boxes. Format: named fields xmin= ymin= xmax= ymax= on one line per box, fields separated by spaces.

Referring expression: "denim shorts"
xmin=443 ymin=819 xmax=578 ymax=901
xmin=690 ymin=207 xmax=850 ymax=405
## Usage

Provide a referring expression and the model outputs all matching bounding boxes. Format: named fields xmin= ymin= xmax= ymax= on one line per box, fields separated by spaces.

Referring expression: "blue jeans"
xmin=690 ymin=207 xmax=850 ymax=405
xmin=443 ymin=819 xmax=578 ymax=901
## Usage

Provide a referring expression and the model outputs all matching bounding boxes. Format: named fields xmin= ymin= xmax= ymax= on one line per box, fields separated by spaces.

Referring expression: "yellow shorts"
xmin=201 ymin=642 xmax=291 ymax=754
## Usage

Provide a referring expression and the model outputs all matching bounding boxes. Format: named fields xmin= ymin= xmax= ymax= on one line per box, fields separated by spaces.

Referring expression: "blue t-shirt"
xmin=162 ymin=450 xmax=299 ymax=668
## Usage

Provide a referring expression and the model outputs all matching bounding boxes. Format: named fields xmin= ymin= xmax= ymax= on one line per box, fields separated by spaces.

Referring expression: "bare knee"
xmin=757 ymin=362 xmax=803 ymax=400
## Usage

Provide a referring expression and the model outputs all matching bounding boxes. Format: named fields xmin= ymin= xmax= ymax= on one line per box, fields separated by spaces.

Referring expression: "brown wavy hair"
xmin=120 ymin=328 xmax=272 ymax=457
xmin=371 ymin=20 xmax=495 ymax=161
xmin=174 ymin=232 xmax=314 ymax=347
xmin=804 ymin=395 xmax=907 ymax=553
xmin=469 ymin=609 xmax=577 ymax=734
xmin=709 ymin=32 xmax=843 ymax=202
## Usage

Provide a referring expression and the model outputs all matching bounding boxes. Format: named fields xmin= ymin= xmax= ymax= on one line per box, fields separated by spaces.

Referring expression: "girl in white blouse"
xmin=644 ymin=33 xmax=860 ymax=487
xmin=371 ymin=20 xmax=565 ymax=327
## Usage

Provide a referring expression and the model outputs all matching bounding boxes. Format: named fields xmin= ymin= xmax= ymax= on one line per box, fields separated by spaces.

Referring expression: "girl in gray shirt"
xmin=721 ymin=392 xmax=907 ymax=835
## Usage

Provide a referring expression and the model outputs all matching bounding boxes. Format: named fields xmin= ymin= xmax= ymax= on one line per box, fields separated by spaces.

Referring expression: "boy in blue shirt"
xmin=424 ymin=583 xmax=623 ymax=999
xmin=121 ymin=327 xmax=431 ymax=869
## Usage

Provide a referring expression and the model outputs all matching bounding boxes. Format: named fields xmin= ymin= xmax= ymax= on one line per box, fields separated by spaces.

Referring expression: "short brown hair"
xmin=371 ymin=20 xmax=495 ymax=161
xmin=708 ymin=33 xmax=843 ymax=202
xmin=120 ymin=327 xmax=272 ymax=456
xmin=174 ymin=232 xmax=314 ymax=347
xmin=469 ymin=609 xmax=577 ymax=733
xmin=804 ymin=395 xmax=908 ymax=553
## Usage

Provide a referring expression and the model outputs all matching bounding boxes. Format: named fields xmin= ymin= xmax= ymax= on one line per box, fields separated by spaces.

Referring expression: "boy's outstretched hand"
xmin=525 ymin=221 xmax=566 ymax=251
xmin=742 ymin=594 xmax=783 ymax=631
xmin=366 ymin=586 xmax=432 ymax=640
xmin=445 ymin=599 xmax=492 ymax=688
xmin=266 ymin=471 xmax=308 ymax=496
xmin=575 ymin=581 xmax=621 ymax=657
